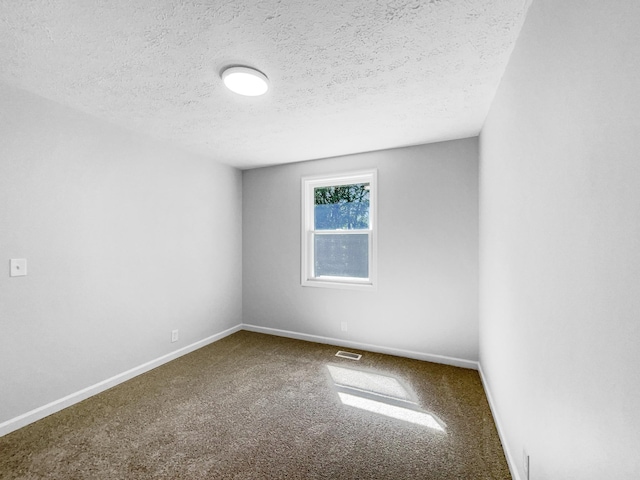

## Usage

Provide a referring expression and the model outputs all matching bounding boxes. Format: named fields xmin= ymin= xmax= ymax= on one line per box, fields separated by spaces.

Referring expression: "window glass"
xmin=314 ymin=183 xmax=370 ymax=230
xmin=314 ymin=233 xmax=369 ymax=278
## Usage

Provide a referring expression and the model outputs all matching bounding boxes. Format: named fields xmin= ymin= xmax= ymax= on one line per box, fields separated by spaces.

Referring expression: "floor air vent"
xmin=335 ymin=351 xmax=362 ymax=360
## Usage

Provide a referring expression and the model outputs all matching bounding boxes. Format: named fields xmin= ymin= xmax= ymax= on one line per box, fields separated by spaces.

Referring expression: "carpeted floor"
xmin=0 ymin=331 xmax=511 ymax=479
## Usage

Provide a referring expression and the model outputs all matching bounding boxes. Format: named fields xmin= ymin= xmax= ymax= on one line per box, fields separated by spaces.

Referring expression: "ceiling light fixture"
xmin=221 ymin=66 xmax=269 ymax=96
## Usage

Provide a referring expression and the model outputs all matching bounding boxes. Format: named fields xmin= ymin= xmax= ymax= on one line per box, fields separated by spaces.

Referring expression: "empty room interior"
xmin=1 ymin=1 xmax=639 ymax=479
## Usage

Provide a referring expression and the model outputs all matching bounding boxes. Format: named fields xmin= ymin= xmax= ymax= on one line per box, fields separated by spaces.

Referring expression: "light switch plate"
xmin=10 ymin=258 xmax=27 ymax=277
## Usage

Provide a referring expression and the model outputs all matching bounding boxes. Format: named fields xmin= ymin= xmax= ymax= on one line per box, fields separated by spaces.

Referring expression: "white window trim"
xmin=301 ymin=169 xmax=378 ymax=290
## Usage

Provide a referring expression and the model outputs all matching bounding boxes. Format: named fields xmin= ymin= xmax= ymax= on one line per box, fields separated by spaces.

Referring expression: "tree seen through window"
xmin=314 ymin=183 xmax=370 ymax=230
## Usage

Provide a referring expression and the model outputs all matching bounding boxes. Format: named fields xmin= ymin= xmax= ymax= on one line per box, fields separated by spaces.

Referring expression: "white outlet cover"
xmin=10 ymin=258 xmax=27 ymax=277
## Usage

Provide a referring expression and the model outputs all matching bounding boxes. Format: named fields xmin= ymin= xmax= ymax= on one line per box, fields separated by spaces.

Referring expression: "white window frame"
xmin=301 ymin=169 xmax=377 ymax=290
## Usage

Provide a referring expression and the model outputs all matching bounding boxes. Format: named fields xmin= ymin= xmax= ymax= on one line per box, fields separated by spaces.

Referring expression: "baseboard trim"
xmin=478 ymin=363 xmax=520 ymax=480
xmin=0 ymin=324 xmax=242 ymax=438
xmin=241 ymin=324 xmax=479 ymax=370
xmin=1 ymin=324 xmax=479 ymax=439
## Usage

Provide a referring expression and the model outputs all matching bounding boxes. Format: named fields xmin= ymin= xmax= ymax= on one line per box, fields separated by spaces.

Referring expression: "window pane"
xmin=314 ymin=233 xmax=368 ymax=278
xmin=314 ymin=183 xmax=369 ymax=230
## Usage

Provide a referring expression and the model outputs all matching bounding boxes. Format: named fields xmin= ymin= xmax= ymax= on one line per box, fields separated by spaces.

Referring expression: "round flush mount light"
xmin=221 ymin=66 xmax=269 ymax=96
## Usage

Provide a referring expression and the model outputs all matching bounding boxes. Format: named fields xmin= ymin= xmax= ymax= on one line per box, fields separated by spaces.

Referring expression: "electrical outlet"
xmin=171 ymin=329 xmax=179 ymax=343
xmin=341 ymin=322 xmax=348 ymax=332
xmin=523 ymin=449 xmax=530 ymax=480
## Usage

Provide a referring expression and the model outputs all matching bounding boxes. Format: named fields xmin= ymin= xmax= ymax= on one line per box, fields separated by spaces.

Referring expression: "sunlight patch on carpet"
xmin=327 ymin=364 xmax=446 ymax=432
xmin=338 ymin=392 xmax=445 ymax=431
xmin=327 ymin=365 xmax=411 ymax=401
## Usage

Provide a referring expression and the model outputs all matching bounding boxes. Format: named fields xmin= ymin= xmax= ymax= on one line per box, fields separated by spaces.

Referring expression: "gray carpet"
xmin=0 ymin=331 xmax=511 ymax=479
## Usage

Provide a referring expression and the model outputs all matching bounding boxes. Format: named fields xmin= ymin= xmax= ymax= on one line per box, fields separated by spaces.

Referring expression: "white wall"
xmin=0 ymin=83 xmax=243 ymax=426
xmin=480 ymin=1 xmax=640 ymax=479
xmin=243 ymin=139 xmax=479 ymax=364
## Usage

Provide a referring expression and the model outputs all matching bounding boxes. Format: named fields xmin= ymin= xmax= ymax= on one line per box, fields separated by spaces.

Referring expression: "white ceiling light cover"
xmin=222 ymin=66 xmax=269 ymax=96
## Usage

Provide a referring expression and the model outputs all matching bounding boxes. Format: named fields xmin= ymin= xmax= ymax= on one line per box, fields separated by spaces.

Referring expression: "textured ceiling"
xmin=0 ymin=0 xmax=530 ymax=169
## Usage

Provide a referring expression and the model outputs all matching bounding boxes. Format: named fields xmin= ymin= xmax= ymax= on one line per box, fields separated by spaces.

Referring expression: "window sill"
xmin=302 ymin=277 xmax=376 ymax=291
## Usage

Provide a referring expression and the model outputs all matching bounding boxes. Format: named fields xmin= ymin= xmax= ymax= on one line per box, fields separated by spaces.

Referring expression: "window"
xmin=301 ymin=170 xmax=377 ymax=289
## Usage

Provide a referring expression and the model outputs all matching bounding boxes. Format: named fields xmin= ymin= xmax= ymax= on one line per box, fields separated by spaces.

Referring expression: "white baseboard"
xmin=1 ymin=324 xmax=479 ymax=439
xmin=0 ymin=324 xmax=242 ymax=438
xmin=478 ymin=363 xmax=520 ymax=480
xmin=241 ymin=324 xmax=479 ymax=370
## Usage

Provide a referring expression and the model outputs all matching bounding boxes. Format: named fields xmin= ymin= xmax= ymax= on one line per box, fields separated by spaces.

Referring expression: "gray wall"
xmin=0 ymin=83 xmax=243 ymax=424
xmin=479 ymin=1 xmax=640 ymax=478
xmin=243 ymin=139 xmax=479 ymax=363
